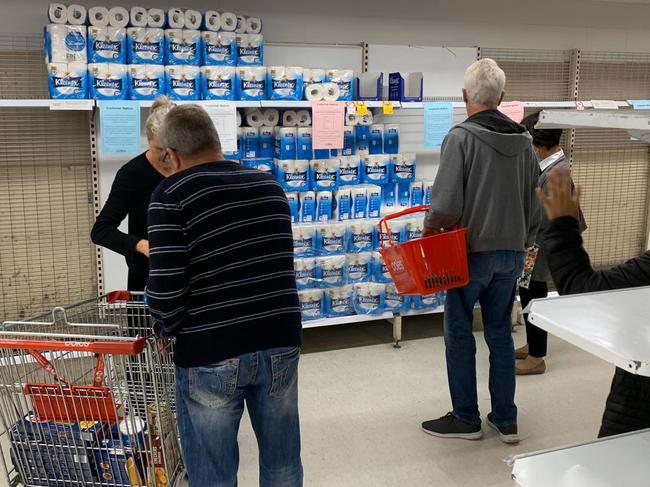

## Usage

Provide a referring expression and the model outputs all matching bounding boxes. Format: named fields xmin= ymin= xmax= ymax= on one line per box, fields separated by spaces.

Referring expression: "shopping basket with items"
xmin=0 ymin=291 xmax=182 ymax=487
xmin=378 ymin=205 xmax=470 ymax=295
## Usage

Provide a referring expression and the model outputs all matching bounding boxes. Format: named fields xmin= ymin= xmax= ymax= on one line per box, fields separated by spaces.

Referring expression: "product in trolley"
xmin=95 ymin=438 xmax=145 ymax=486
xmin=145 ymin=432 xmax=181 ymax=487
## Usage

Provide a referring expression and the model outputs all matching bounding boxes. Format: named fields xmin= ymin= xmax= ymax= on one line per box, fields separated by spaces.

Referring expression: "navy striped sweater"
xmin=146 ymin=161 xmax=302 ymax=367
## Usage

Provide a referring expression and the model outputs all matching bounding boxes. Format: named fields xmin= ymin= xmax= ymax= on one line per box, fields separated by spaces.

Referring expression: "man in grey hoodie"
xmin=421 ymin=59 xmax=541 ymax=444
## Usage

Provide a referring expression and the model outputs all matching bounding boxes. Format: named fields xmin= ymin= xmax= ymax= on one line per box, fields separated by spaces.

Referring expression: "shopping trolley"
xmin=379 ymin=205 xmax=470 ymax=295
xmin=0 ymin=292 xmax=183 ymax=487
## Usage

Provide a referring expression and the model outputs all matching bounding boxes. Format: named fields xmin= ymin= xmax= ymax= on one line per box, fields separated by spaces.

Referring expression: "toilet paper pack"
xmin=347 ymin=252 xmax=372 ymax=283
xmin=382 ymin=183 xmax=397 ymax=215
xmin=351 ymin=187 xmax=368 ymax=219
xmin=128 ymin=64 xmax=165 ymax=100
xmin=411 ymin=293 xmax=439 ymax=310
xmin=274 ymin=127 xmax=297 ymax=160
xmin=386 ymin=219 xmax=407 ymax=246
xmin=268 ymin=66 xmax=304 ymax=101
xmin=88 ymin=63 xmax=128 ymax=100
xmin=384 ymin=124 xmax=400 ymax=154
xmin=384 ymin=283 xmax=407 ymax=312
xmin=371 ymin=252 xmax=393 ymax=283
xmin=369 ymin=124 xmax=384 ymax=155
xmin=201 ymin=31 xmax=237 ymax=66
xmin=247 ymin=17 xmax=263 ymax=34
xmin=346 ymin=220 xmax=376 ymax=253
xmin=259 ymin=127 xmax=275 ymax=157
xmin=67 ymin=4 xmax=88 ymax=25
xmin=108 ymin=7 xmax=129 ymax=28
xmin=88 ymin=27 xmax=126 ymax=64
xmin=200 ymin=66 xmax=236 ymax=100
xmin=391 ymin=153 xmax=416 ymax=183
xmin=147 ymin=8 xmax=166 ymax=28
xmin=310 ymin=159 xmax=340 ymax=192
xmin=316 ymin=191 xmax=333 ymax=222
xmin=165 ymin=29 xmax=201 ymax=66
xmin=318 ymin=255 xmax=347 ymax=287
xmin=295 ymin=258 xmax=320 ymax=290
xmin=313 ymin=149 xmax=330 ymax=159
xmin=304 ymin=68 xmax=327 ymax=84
xmin=410 ymin=181 xmax=424 ymax=207
xmin=237 ymin=34 xmax=264 ymax=66
xmin=355 ymin=125 xmax=370 ymax=154
xmin=293 ymin=224 xmax=317 ymax=256
xmin=185 ymin=9 xmax=202 ymax=30
xmin=277 ymin=159 xmax=309 ymax=192
xmin=242 ymin=157 xmax=274 ymax=175
xmin=353 ymin=282 xmax=385 ymax=315
xmin=44 ymin=24 xmax=87 ymax=64
xmin=343 ymin=127 xmax=355 ymax=156
xmin=129 ymin=7 xmax=148 ymax=28
xmin=423 ymin=181 xmax=434 ymax=206
xmin=297 ymin=127 xmax=313 ymax=160
xmin=167 ymin=8 xmax=185 ymax=29
xmin=316 ymin=223 xmax=346 ymax=255
xmin=404 ymin=217 xmax=424 ymax=241
xmin=127 ymin=27 xmax=165 ymax=64
xmin=203 ymin=11 xmax=221 ymax=32
xmin=324 ymin=285 xmax=354 ymax=317
xmin=397 ymin=182 xmax=411 ymax=208
xmin=47 ymin=62 xmax=88 ymax=99
xmin=367 ymin=184 xmax=382 ymax=218
xmin=327 ymin=69 xmax=354 ymax=101
xmin=88 ymin=6 xmax=109 ymax=27
xmin=286 ymin=191 xmax=299 ymax=222
xmin=48 ymin=3 xmax=68 ymax=24
xmin=361 ymin=154 xmax=390 ymax=186
xmin=165 ymin=65 xmax=200 ymax=100
xmin=237 ymin=66 xmax=267 ymax=101
xmin=299 ymin=289 xmax=324 ymax=321
xmin=333 ymin=188 xmax=352 ymax=221
xmin=220 ymin=12 xmax=238 ymax=32
xmin=242 ymin=127 xmax=260 ymax=158
xmin=339 ymin=156 xmax=360 ymax=186
xmin=300 ymin=192 xmax=316 ymax=223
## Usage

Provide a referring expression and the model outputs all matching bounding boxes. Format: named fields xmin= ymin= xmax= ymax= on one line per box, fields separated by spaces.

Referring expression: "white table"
xmin=510 ymin=429 xmax=650 ymax=487
xmin=528 ymin=286 xmax=650 ymax=376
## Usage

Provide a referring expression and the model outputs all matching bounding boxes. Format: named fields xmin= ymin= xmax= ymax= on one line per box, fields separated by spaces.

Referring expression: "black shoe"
xmin=487 ymin=413 xmax=520 ymax=444
xmin=421 ymin=412 xmax=483 ymax=440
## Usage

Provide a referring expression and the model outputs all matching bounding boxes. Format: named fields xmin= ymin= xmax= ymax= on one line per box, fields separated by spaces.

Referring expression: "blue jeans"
xmin=444 ymin=251 xmax=524 ymax=427
xmin=176 ymin=347 xmax=303 ymax=487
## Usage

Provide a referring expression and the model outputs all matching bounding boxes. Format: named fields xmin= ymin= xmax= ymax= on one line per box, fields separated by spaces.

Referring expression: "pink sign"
xmin=312 ymin=101 xmax=345 ymax=149
xmin=498 ymin=101 xmax=525 ymax=123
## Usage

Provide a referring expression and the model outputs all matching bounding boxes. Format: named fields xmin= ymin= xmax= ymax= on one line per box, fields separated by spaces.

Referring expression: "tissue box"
xmin=389 ymin=72 xmax=423 ymax=102
xmin=357 ymin=72 xmax=383 ymax=101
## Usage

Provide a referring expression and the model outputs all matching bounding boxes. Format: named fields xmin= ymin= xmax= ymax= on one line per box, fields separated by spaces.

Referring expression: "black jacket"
xmin=543 ymin=216 xmax=650 ymax=437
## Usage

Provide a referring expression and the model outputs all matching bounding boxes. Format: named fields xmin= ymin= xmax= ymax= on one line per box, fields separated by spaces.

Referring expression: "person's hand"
xmin=423 ymin=226 xmax=443 ymax=238
xmin=156 ymin=338 xmax=171 ymax=359
xmin=136 ymin=239 xmax=150 ymax=257
xmin=536 ymin=166 xmax=582 ymax=221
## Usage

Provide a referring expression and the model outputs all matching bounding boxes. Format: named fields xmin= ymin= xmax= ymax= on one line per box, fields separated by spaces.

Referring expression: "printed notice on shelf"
xmin=49 ymin=99 xmax=94 ymax=111
xmin=98 ymin=100 xmax=141 ymax=155
xmin=423 ymin=102 xmax=453 ymax=148
xmin=498 ymin=101 xmax=524 ymax=123
xmin=628 ymin=100 xmax=650 ymax=110
xmin=312 ymin=101 xmax=345 ymax=149
xmin=203 ymin=102 xmax=237 ymax=153
xmin=591 ymin=100 xmax=619 ymax=110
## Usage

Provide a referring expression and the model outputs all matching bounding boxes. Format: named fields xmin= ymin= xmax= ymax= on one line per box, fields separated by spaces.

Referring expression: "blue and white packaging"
xmin=277 ymin=159 xmax=309 ymax=192
xmin=369 ymin=124 xmax=384 ymax=155
xmin=423 ymin=180 xmax=434 ymax=206
xmin=339 ymin=156 xmax=361 ymax=186
xmin=238 ymin=66 xmax=267 ymax=101
xmin=316 ymin=191 xmax=333 ymax=222
xmin=316 ymin=222 xmax=346 ymax=255
xmin=392 ymin=153 xmax=416 ymax=183
xmin=384 ymin=124 xmax=400 ymax=154
xmin=303 ymin=68 xmax=327 ymax=85
xmin=293 ymin=224 xmax=317 ymax=256
xmin=371 ymin=252 xmax=393 ymax=283
xmin=243 ymin=157 xmax=274 ymax=174
xmin=88 ymin=26 xmax=126 ymax=64
xmin=382 ymin=183 xmax=397 ymax=215
xmin=201 ymin=31 xmax=237 ymax=66
xmin=299 ymin=191 xmax=316 ymax=223
xmin=200 ymin=66 xmax=236 ymax=100
xmin=367 ymin=185 xmax=382 ymax=218
xmin=346 ymin=220 xmax=376 ymax=253
xmin=242 ymin=127 xmax=260 ymax=159
xmin=259 ymin=127 xmax=275 ymax=157
xmin=397 ymin=182 xmax=411 ymax=209
xmin=128 ymin=64 xmax=165 ymax=100
xmin=410 ymin=181 xmax=424 ymax=207
xmin=326 ymin=68 xmax=354 ymax=101
xmin=310 ymin=159 xmax=340 ymax=191
xmin=286 ymin=192 xmax=300 ymax=223
xmin=275 ymin=127 xmax=297 ymax=160
xmin=404 ymin=217 xmax=424 ymax=241
xmin=299 ymin=289 xmax=323 ymax=321
xmin=333 ymin=188 xmax=352 ymax=221
xmin=126 ymin=27 xmax=165 ymax=65
xmin=324 ymin=285 xmax=354 ymax=317
xmin=412 ymin=293 xmax=439 ymax=310
xmin=268 ymin=66 xmax=304 ymax=101
xmin=297 ymin=127 xmax=313 ymax=160
xmin=165 ymin=29 xmax=201 ymax=65
xmin=355 ymin=125 xmax=370 ymax=155
xmin=88 ymin=63 xmax=128 ymax=100
xmin=346 ymin=252 xmax=372 ymax=283
xmin=384 ymin=283 xmax=407 ymax=312
xmin=351 ymin=187 xmax=368 ymax=219
xmin=313 ymin=149 xmax=330 ymax=159
xmin=362 ymin=155 xmax=390 ymax=185
xmin=47 ymin=62 xmax=88 ymax=99
xmin=295 ymin=258 xmax=320 ymax=290
xmin=386 ymin=219 xmax=407 ymax=246
xmin=343 ymin=126 xmax=355 ymax=155
xmin=236 ymin=34 xmax=264 ymax=66
xmin=318 ymin=255 xmax=347 ymax=287
xmin=165 ymin=65 xmax=200 ymax=100
xmin=353 ymin=282 xmax=385 ymax=315
xmin=44 ymin=24 xmax=87 ymax=64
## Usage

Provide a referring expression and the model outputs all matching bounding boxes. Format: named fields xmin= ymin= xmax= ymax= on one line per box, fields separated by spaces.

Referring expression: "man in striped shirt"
xmin=146 ymin=104 xmax=303 ymax=487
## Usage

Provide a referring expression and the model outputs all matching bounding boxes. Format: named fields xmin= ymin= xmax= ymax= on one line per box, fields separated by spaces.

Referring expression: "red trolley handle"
xmin=25 ymin=349 xmax=106 ymax=387
xmin=0 ymin=338 xmax=146 ymax=355
xmin=378 ymin=205 xmax=430 ymax=248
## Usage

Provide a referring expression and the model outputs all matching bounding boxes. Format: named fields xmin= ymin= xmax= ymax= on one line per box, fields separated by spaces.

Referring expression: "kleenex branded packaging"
xmin=369 ymin=124 xmax=384 ymax=155
xmin=316 ymin=191 xmax=333 ymax=222
xmin=316 ymin=223 xmax=346 ymax=255
xmin=423 ymin=180 xmax=434 ymax=205
xmin=47 ymin=62 xmax=88 ymax=99
xmin=351 ymin=187 xmax=368 ymax=219
xmin=299 ymin=289 xmax=323 ymax=321
xmin=339 ymin=156 xmax=361 ymax=186
xmin=275 ymin=127 xmax=297 ymax=160
xmin=200 ymin=66 xmax=236 ymax=100
xmin=242 ymin=127 xmax=260 ymax=159
xmin=259 ymin=127 xmax=274 ymax=157
xmin=295 ymin=258 xmax=320 ymax=290
xmin=88 ymin=26 xmax=126 ymax=63
xmin=268 ymin=66 xmax=304 ymax=101
xmin=410 ymin=181 xmax=424 ymax=207
xmin=397 ymin=182 xmax=411 ymax=209
xmin=391 ymin=153 xmax=416 ymax=183
xmin=165 ymin=65 xmax=200 ymax=100
xmin=165 ymin=29 xmax=201 ymax=65
xmin=343 ymin=126 xmax=355 ymax=156
xmin=353 ymin=282 xmax=385 ymax=315
xmin=310 ymin=159 xmax=340 ymax=192
xmin=355 ymin=125 xmax=370 ymax=154
xmin=318 ymin=255 xmax=347 ymax=288
xmin=300 ymin=191 xmax=316 ymax=223
xmin=127 ymin=27 xmax=165 ymax=65
xmin=404 ymin=217 xmax=424 ymax=241
xmin=387 ymin=219 xmax=406 ymax=246
xmin=384 ymin=283 xmax=407 ymax=313
xmin=384 ymin=124 xmax=400 ymax=154
xmin=372 ymin=251 xmax=393 ymax=283
xmin=201 ymin=31 xmax=237 ymax=66
xmin=382 ymin=183 xmax=397 ymax=215
xmin=347 ymin=252 xmax=372 ymax=283
xmin=44 ymin=24 xmax=87 ymax=63
xmin=242 ymin=157 xmax=274 ymax=175
xmin=277 ymin=159 xmax=309 ymax=192
xmin=293 ymin=224 xmax=316 ymax=256
xmin=88 ymin=63 xmax=128 ymax=100
xmin=326 ymin=68 xmax=354 ymax=101
xmin=412 ymin=293 xmax=439 ymax=310
xmin=286 ymin=192 xmax=299 ymax=223
xmin=297 ymin=127 xmax=313 ymax=160
xmin=333 ymin=189 xmax=352 ymax=221
xmin=238 ymin=66 xmax=267 ymax=101
xmin=362 ymin=155 xmax=390 ymax=186
xmin=366 ymin=185 xmax=382 ymax=218
xmin=346 ymin=220 xmax=376 ymax=253
xmin=237 ymin=33 xmax=263 ymax=66
xmin=324 ymin=285 xmax=354 ymax=317
xmin=128 ymin=64 xmax=165 ymax=100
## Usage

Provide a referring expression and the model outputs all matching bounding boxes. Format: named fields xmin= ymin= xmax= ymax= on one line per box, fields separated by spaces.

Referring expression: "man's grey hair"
xmin=159 ymin=104 xmax=222 ymax=159
xmin=464 ymin=59 xmax=506 ymax=106
xmin=145 ymin=95 xmax=174 ymax=140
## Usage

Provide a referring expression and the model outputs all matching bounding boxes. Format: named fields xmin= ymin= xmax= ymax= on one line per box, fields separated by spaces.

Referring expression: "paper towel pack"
xmin=165 ymin=65 xmax=200 ymax=100
xmin=165 ymin=29 xmax=201 ymax=66
xmin=88 ymin=63 xmax=128 ymax=100
xmin=44 ymin=24 xmax=87 ymax=64
xmin=88 ymin=27 xmax=126 ymax=64
xmin=237 ymin=66 xmax=267 ymax=101
xmin=47 ymin=62 xmax=88 ymax=99
xmin=128 ymin=64 xmax=165 ymax=100
xmin=327 ymin=69 xmax=354 ymax=101
xmin=236 ymin=34 xmax=263 ymax=66
xmin=201 ymin=31 xmax=237 ymax=66
xmin=127 ymin=27 xmax=165 ymax=64
xmin=268 ymin=66 xmax=304 ymax=101
xmin=201 ymin=66 xmax=236 ymax=100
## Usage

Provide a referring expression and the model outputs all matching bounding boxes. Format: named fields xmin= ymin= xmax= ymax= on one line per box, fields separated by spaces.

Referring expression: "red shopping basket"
xmin=379 ymin=205 xmax=469 ymax=295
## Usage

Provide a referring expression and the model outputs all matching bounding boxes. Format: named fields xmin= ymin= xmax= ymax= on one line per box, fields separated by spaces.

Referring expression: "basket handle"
xmin=378 ymin=205 xmax=430 ymax=248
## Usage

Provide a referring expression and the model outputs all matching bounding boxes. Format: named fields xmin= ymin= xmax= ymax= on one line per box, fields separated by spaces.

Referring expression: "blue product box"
xmin=268 ymin=66 xmax=304 ymax=101
xmin=237 ymin=66 xmax=267 ymax=101
xmin=388 ymin=72 xmax=423 ymax=102
xmin=236 ymin=33 xmax=264 ymax=66
xmin=128 ymin=64 xmax=165 ymax=100
xmin=275 ymin=127 xmax=297 ymax=160
xmin=165 ymin=65 xmax=200 ymax=100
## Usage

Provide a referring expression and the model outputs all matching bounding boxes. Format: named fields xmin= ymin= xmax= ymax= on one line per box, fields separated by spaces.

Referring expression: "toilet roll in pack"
xmin=423 ymin=181 xmax=434 ymax=206
xmin=295 ymin=258 xmax=320 ymax=290
xmin=410 ymin=181 xmax=424 ymax=206
xmin=298 ymin=289 xmax=323 ymax=321
xmin=318 ymin=255 xmax=347 ymax=288
xmin=201 ymin=31 xmax=237 ymax=66
xmin=297 ymin=128 xmax=313 ymax=160
xmin=382 ymin=183 xmax=397 ymax=215
xmin=369 ymin=124 xmax=384 ymax=154
xmin=310 ymin=159 xmax=340 ymax=192
xmin=316 ymin=192 xmax=333 ymax=222
xmin=339 ymin=156 xmax=360 ymax=186
xmin=293 ymin=224 xmax=317 ymax=256
xmin=353 ymin=282 xmax=385 ymax=315
xmin=236 ymin=34 xmax=264 ymax=66
xmin=333 ymin=189 xmax=352 ymax=221
xmin=201 ymin=66 xmax=236 ymax=100
xmin=391 ymin=153 xmax=416 ymax=183
xmin=127 ymin=28 xmax=165 ymax=65
xmin=361 ymin=155 xmax=390 ymax=186
xmin=47 ymin=62 xmax=88 ymax=99
xmin=384 ymin=124 xmax=400 ymax=154
xmin=384 ymin=283 xmax=407 ymax=312
xmin=346 ymin=252 xmax=372 ymax=283
xmin=242 ymin=127 xmax=260 ymax=158
xmin=342 ymin=127 xmax=355 ymax=156
xmin=411 ymin=293 xmax=439 ymax=310
xmin=238 ymin=67 xmax=267 ymax=101
xmin=326 ymin=69 xmax=354 ymax=101
xmin=268 ymin=66 xmax=304 ymax=101
xmin=165 ymin=29 xmax=201 ymax=65
xmin=88 ymin=27 xmax=126 ymax=64
xmin=242 ymin=158 xmax=274 ymax=175
xmin=275 ymin=127 xmax=297 ymax=160
xmin=316 ymin=223 xmax=346 ymax=255
xmin=300 ymin=192 xmax=316 ymax=223
xmin=404 ymin=217 xmax=424 ymax=241
xmin=44 ymin=24 xmax=87 ymax=64
xmin=324 ymin=285 xmax=354 ymax=317
xmin=88 ymin=63 xmax=128 ymax=100
xmin=346 ymin=220 xmax=376 ymax=253
xmin=355 ymin=125 xmax=370 ymax=154
xmin=277 ymin=160 xmax=309 ymax=192
xmin=372 ymin=251 xmax=393 ymax=283
xmin=165 ymin=65 xmax=200 ymax=100
xmin=259 ymin=127 xmax=274 ymax=157
xmin=128 ymin=64 xmax=165 ymax=100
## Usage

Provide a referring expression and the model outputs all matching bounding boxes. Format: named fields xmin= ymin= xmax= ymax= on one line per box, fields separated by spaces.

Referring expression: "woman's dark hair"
xmin=522 ymin=111 xmax=562 ymax=149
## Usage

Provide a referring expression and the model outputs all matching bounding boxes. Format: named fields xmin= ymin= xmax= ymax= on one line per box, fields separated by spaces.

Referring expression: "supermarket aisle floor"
xmin=228 ymin=315 xmax=612 ymax=487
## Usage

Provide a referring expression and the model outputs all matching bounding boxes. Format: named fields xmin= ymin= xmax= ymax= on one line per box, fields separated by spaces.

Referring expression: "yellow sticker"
xmin=382 ymin=101 xmax=394 ymax=115
xmin=355 ymin=101 xmax=369 ymax=115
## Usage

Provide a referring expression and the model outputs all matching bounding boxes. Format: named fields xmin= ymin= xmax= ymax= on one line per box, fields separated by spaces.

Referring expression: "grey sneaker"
xmin=421 ymin=412 xmax=483 ymax=440
xmin=487 ymin=413 xmax=520 ymax=444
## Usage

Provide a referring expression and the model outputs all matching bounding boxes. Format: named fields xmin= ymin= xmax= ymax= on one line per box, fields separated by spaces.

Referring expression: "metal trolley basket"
xmin=0 ymin=291 xmax=183 ymax=487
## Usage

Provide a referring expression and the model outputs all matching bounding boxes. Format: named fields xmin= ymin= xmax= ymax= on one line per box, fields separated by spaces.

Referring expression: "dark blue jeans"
xmin=176 ymin=347 xmax=303 ymax=487
xmin=444 ymin=251 xmax=524 ymax=427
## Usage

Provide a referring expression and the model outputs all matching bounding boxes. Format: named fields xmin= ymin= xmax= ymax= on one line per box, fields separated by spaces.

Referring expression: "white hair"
xmin=145 ymin=95 xmax=175 ymax=140
xmin=464 ymin=59 xmax=506 ymax=106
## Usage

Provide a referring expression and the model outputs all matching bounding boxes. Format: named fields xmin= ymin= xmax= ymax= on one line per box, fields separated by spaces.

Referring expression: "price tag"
xmin=346 ymin=102 xmax=357 ymax=116
xmin=354 ymin=101 xmax=368 ymax=115
xmin=49 ymin=99 xmax=94 ymax=111
xmin=591 ymin=100 xmax=619 ymax=110
xmin=382 ymin=101 xmax=394 ymax=115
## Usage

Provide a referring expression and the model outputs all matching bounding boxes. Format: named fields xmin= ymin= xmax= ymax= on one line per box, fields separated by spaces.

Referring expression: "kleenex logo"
xmin=94 ymin=40 xmax=121 ymax=53
xmin=170 ymin=43 xmax=196 ymax=55
xmin=296 ymin=269 xmax=314 ymax=279
xmin=207 ymin=44 xmax=232 ymax=55
xmin=322 ymin=268 xmax=343 ymax=279
xmin=208 ymin=79 xmax=232 ymax=90
xmin=332 ymin=298 xmax=351 ymax=308
xmin=294 ymin=238 xmax=313 ymax=248
xmin=54 ymin=77 xmax=82 ymax=88
xmin=302 ymin=301 xmax=321 ymax=311
xmin=323 ymin=236 xmax=343 ymax=247
xmin=285 ymin=172 xmax=307 ymax=182
xmin=242 ymin=80 xmax=264 ymax=90
xmin=94 ymin=78 xmax=122 ymax=90
xmin=352 ymin=233 xmax=371 ymax=244
xmin=272 ymin=79 xmax=297 ymax=91
xmin=395 ymin=164 xmax=414 ymax=176
xmin=366 ymin=166 xmax=387 ymax=175
xmin=336 ymin=81 xmax=352 ymax=96
xmin=171 ymin=79 xmax=196 ymax=90
xmin=239 ymin=46 xmax=260 ymax=57
xmin=349 ymin=264 xmax=368 ymax=275
xmin=340 ymin=167 xmax=358 ymax=177
xmin=134 ymin=41 xmax=161 ymax=53
xmin=315 ymin=172 xmax=336 ymax=181
xmin=133 ymin=79 xmax=159 ymax=89
xmin=359 ymin=295 xmax=380 ymax=305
